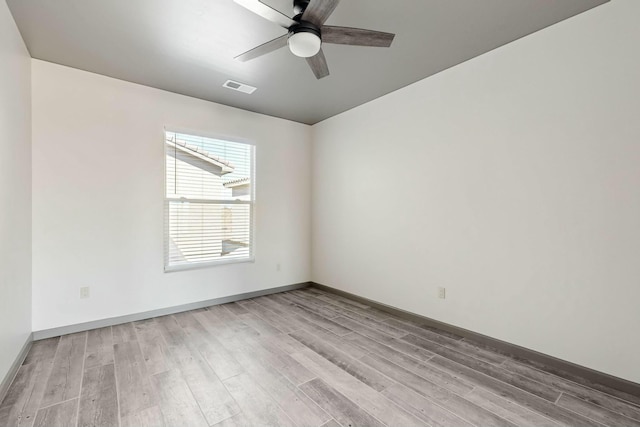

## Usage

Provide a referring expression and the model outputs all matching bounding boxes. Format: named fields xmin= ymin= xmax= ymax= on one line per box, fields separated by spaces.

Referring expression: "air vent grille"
xmin=223 ymin=80 xmax=257 ymax=94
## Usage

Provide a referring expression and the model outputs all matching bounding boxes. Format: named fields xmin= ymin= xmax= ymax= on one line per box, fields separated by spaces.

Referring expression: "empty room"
xmin=1 ymin=0 xmax=639 ymax=426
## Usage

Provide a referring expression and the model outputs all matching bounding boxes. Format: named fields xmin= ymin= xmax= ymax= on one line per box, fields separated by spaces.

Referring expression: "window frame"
xmin=163 ymin=127 xmax=256 ymax=273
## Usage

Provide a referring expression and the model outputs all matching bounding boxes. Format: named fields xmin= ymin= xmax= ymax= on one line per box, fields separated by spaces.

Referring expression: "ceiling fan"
xmin=233 ymin=0 xmax=395 ymax=79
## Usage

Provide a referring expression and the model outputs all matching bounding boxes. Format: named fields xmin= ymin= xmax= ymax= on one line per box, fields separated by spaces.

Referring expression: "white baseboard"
xmin=0 ymin=333 xmax=33 ymax=404
xmin=33 ymin=282 xmax=310 ymax=340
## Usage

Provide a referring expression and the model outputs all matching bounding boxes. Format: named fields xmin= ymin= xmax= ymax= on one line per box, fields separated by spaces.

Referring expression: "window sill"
xmin=164 ymin=256 xmax=255 ymax=273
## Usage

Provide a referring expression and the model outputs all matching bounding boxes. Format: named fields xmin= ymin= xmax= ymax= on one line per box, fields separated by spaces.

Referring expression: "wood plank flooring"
xmin=2 ymin=288 xmax=639 ymax=427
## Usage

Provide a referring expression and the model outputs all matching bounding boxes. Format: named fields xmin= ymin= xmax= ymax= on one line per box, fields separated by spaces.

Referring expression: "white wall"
xmin=32 ymin=60 xmax=311 ymax=331
xmin=312 ymin=0 xmax=640 ymax=383
xmin=0 ymin=0 xmax=32 ymax=381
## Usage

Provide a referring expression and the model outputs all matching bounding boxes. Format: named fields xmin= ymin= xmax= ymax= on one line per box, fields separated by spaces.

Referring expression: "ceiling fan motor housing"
xmin=289 ymin=21 xmax=321 ymax=38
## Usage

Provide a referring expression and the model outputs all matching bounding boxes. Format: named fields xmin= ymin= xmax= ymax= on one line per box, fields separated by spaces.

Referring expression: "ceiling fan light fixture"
xmin=288 ymin=31 xmax=321 ymax=58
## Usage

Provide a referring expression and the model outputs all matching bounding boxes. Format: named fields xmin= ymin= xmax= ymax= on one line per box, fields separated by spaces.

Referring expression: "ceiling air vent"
xmin=223 ymin=80 xmax=257 ymax=94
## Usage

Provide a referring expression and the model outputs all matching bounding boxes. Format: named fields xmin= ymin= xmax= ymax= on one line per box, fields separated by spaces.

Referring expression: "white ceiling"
xmin=7 ymin=0 xmax=608 ymax=124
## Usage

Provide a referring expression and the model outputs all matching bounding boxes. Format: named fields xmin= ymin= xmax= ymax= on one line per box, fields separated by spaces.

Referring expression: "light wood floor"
xmin=1 ymin=288 xmax=639 ymax=427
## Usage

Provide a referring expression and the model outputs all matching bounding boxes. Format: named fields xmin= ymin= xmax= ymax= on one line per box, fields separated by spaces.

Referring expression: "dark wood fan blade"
xmin=234 ymin=0 xmax=295 ymax=28
xmin=322 ymin=26 xmax=395 ymax=47
xmin=302 ymin=0 xmax=340 ymax=26
xmin=306 ymin=48 xmax=330 ymax=79
xmin=235 ymin=34 xmax=288 ymax=62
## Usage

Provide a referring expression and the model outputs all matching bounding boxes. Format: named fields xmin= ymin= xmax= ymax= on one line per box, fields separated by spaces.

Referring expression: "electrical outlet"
xmin=437 ymin=287 xmax=446 ymax=299
xmin=80 ymin=286 xmax=90 ymax=299
xmin=276 ymin=263 xmax=281 ymax=272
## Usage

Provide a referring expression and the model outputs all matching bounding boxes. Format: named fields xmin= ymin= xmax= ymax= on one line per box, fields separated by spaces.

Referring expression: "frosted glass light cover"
xmin=288 ymin=32 xmax=321 ymax=58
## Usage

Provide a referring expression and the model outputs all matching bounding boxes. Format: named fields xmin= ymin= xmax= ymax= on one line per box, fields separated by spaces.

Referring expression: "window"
xmin=164 ymin=130 xmax=254 ymax=271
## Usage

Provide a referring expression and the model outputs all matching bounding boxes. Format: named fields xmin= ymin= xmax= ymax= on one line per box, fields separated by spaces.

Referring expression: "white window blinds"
xmin=164 ymin=131 xmax=254 ymax=271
